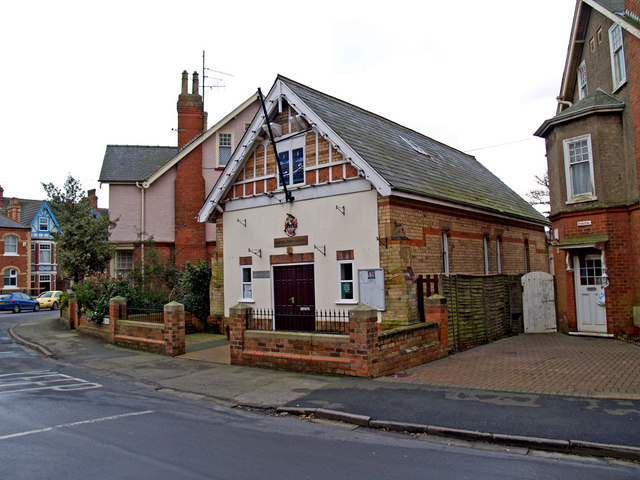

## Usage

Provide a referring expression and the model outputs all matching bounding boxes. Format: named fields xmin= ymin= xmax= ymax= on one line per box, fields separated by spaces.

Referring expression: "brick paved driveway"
xmin=383 ymin=333 xmax=640 ymax=399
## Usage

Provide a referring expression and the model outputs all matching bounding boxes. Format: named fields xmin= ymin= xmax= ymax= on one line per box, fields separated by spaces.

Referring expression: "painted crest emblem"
xmin=284 ymin=214 xmax=298 ymax=237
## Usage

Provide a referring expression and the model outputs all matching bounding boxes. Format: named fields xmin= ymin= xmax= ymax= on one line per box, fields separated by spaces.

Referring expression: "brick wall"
xmin=377 ymin=195 xmax=548 ymax=325
xmin=552 ymin=206 xmax=639 ymax=335
xmin=0 ymin=227 xmax=31 ymax=293
xmin=228 ymin=301 xmax=448 ymax=378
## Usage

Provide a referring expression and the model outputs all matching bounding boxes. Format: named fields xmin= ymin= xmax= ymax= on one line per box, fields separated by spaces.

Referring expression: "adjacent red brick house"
xmin=199 ymin=76 xmax=550 ymax=329
xmin=535 ymin=0 xmax=640 ymax=336
xmin=1 ymin=209 xmax=31 ymax=293
xmin=99 ymin=71 xmax=259 ymax=274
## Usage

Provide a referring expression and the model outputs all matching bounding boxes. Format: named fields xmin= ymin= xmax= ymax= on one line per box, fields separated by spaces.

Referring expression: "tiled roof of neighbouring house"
xmin=0 ymin=213 xmax=29 ymax=229
xmin=99 ymin=145 xmax=178 ymax=183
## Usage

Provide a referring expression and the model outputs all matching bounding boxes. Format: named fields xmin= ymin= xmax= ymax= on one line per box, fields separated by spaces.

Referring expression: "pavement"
xmin=9 ymin=314 xmax=640 ymax=462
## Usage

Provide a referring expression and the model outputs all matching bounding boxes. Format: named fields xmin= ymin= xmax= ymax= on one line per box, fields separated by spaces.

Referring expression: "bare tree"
xmin=527 ymin=171 xmax=550 ymax=217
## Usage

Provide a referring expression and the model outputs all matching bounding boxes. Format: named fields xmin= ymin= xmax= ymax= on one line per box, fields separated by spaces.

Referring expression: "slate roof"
xmin=0 ymin=198 xmax=46 ymax=226
xmin=280 ymin=76 xmax=548 ymax=225
xmin=591 ymin=0 xmax=625 ymax=14
xmin=99 ymin=145 xmax=178 ymax=183
xmin=0 ymin=213 xmax=29 ymax=229
xmin=535 ymin=89 xmax=625 ymax=137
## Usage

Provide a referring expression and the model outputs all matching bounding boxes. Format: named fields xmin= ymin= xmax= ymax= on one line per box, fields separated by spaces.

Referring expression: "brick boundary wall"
xmin=67 ymin=297 xmax=185 ymax=356
xmin=228 ymin=296 xmax=448 ymax=378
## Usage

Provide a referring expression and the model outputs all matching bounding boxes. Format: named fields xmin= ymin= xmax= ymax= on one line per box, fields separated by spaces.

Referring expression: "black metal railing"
xmin=245 ymin=308 xmax=349 ymax=334
xmin=126 ymin=305 xmax=164 ymax=324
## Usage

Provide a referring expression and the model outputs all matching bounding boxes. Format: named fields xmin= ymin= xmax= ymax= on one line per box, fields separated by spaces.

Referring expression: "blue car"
xmin=0 ymin=292 xmax=40 ymax=313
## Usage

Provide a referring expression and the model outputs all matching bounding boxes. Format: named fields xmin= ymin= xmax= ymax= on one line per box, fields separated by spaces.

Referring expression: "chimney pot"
xmin=192 ymin=71 xmax=199 ymax=95
xmin=181 ymin=70 xmax=188 ymax=94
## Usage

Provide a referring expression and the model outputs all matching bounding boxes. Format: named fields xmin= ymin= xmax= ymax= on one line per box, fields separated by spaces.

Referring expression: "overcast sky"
xmin=1 ymin=0 xmax=577 ymax=209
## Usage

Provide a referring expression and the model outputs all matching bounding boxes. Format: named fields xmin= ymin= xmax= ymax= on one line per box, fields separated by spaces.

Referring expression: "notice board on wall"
xmin=358 ymin=268 xmax=385 ymax=311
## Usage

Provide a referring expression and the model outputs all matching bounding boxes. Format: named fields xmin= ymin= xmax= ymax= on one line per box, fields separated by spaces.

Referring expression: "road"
xmin=1 ymin=311 xmax=639 ymax=479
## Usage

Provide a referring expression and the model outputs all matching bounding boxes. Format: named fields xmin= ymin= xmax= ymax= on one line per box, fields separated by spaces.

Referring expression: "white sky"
xmin=1 ymin=0 xmax=577 ymax=209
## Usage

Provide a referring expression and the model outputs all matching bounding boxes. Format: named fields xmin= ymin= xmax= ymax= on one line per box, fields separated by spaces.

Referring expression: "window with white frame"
xmin=39 ymin=243 xmax=51 ymax=264
xmin=483 ymin=236 xmax=490 ymax=275
xmin=4 ymin=269 xmax=17 ymax=288
xmin=338 ymin=261 xmax=355 ymax=301
xmin=563 ymin=134 xmax=595 ymax=201
xmin=496 ymin=237 xmax=502 ymax=274
xmin=39 ymin=274 xmax=51 ymax=292
xmin=241 ymin=266 xmax=253 ymax=300
xmin=115 ymin=250 xmax=133 ymax=278
xmin=442 ymin=231 xmax=450 ymax=275
xmin=577 ymin=60 xmax=587 ymax=100
xmin=609 ymin=23 xmax=626 ymax=90
xmin=218 ymin=132 xmax=232 ymax=167
xmin=278 ymin=137 xmax=305 ymax=187
xmin=4 ymin=235 xmax=18 ymax=255
xmin=39 ymin=217 xmax=49 ymax=231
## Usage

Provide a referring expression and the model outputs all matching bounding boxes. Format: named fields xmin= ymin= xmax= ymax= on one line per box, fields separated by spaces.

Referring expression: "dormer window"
xmin=609 ymin=23 xmax=626 ymax=90
xmin=577 ymin=61 xmax=587 ymax=100
xmin=39 ymin=217 xmax=49 ymax=231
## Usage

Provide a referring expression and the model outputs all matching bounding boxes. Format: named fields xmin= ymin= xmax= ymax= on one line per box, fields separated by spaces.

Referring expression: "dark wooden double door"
xmin=273 ymin=264 xmax=315 ymax=331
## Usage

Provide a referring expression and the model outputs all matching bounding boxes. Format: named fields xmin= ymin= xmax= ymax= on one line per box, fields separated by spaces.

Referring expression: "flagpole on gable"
xmin=258 ymin=88 xmax=293 ymax=203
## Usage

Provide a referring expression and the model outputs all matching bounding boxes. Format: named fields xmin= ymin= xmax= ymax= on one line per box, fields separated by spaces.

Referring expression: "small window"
xmin=278 ymin=147 xmax=305 ymax=187
xmin=31 ymin=243 xmax=36 ymax=263
xmin=577 ymin=61 xmax=587 ymax=100
xmin=241 ymin=266 xmax=253 ymax=300
xmin=39 ymin=217 xmax=49 ymax=231
xmin=524 ymin=240 xmax=530 ymax=273
xmin=4 ymin=269 xmax=17 ymax=288
xmin=442 ymin=232 xmax=450 ymax=275
xmin=4 ymin=235 xmax=18 ymax=255
xmin=597 ymin=27 xmax=603 ymax=43
xmin=39 ymin=244 xmax=51 ymax=264
xmin=589 ymin=37 xmax=595 ymax=53
xmin=609 ymin=23 xmax=626 ymax=90
xmin=115 ymin=250 xmax=133 ymax=278
xmin=496 ymin=237 xmax=503 ymax=274
xmin=218 ymin=132 xmax=232 ymax=167
xmin=483 ymin=236 xmax=490 ymax=275
xmin=563 ymin=134 xmax=595 ymax=201
xmin=338 ymin=261 xmax=354 ymax=301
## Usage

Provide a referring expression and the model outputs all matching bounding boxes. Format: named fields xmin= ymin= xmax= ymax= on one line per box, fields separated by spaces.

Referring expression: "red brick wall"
xmin=552 ymin=206 xmax=639 ymax=335
xmin=0 ymin=228 xmax=31 ymax=293
xmin=229 ymin=303 xmax=448 ymax=378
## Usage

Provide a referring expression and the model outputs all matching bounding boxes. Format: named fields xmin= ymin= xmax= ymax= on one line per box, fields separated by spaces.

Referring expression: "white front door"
xmin=574 ymin=254 xmax=607 ymax=333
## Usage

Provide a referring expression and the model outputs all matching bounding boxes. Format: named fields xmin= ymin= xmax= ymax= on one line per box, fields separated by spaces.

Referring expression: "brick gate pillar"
xmin=425 ymin=294 xmax=449 ymax=352
xmin=349 ymin=305 xmax=379 ymax=377
xmin=164 ymin=301 xmax=186 ymax=356
xmin=109 ymin=296 xmax=126 ymax=343
xmin=229 ymin=304 xmax=250 ymax=365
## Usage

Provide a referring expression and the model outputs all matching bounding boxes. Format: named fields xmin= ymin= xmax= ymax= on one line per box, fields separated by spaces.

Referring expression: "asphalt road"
xmin=1 ymin=311 xmax=639 ymax=479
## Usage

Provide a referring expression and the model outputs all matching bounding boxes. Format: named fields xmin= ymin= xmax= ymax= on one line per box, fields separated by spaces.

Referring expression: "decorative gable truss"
xmin=31 ymin=202 xmax=59 ymax=240
xmin=199 ymin=79 xmax=390 ymax=222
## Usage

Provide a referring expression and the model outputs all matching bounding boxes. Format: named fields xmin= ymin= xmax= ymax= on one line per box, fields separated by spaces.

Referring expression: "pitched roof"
xmin=591 ymin=0 xmax=625 ymax=14
xmin=0 ymin=213 xmax=29 ymax=229
xmin=200 ymin=76 xmax=548 ymax=226
xmin=0 ymin=197 xmax=47 ymax=226
xmin=535 ymin=88 xmax=625 ymax=136
xmin=99 ymin=146 xmax=178 ymax=183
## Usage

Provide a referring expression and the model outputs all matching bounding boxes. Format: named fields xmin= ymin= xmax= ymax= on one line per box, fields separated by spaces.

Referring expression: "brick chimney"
xmin=177 ymin=70 xmax=205 ymax=150
xmin=7 ymin=198 xmax=20 ymax=223
xmin=174 ymin=70 xmax=207 ymax=265
xmin=87 ymin=189 xmax=98 ymax=209
xmin=0 ymin=185 xmax=4 ymax=206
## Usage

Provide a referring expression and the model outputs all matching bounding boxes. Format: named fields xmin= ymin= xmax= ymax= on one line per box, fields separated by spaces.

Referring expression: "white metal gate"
xmin=522 ymin=272 xmax=557 ymax=333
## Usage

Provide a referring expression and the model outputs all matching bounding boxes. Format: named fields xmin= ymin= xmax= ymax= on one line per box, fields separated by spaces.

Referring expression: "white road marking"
xmin=0 ymin=410 xmax=155 ymax=440
xmin=0 ymin=370 xmax=102 ymax=394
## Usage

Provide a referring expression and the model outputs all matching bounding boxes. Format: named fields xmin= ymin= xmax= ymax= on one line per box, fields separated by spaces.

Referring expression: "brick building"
xmin=199 ymin=76 xmax=549 ymax=328
xmin=1 ymin=210 xmax=31 ymax=293
xmin=535 ymin=0 xmax=640 ymax=335
xmin=99 ymin=71 xmax=259 ymax=274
